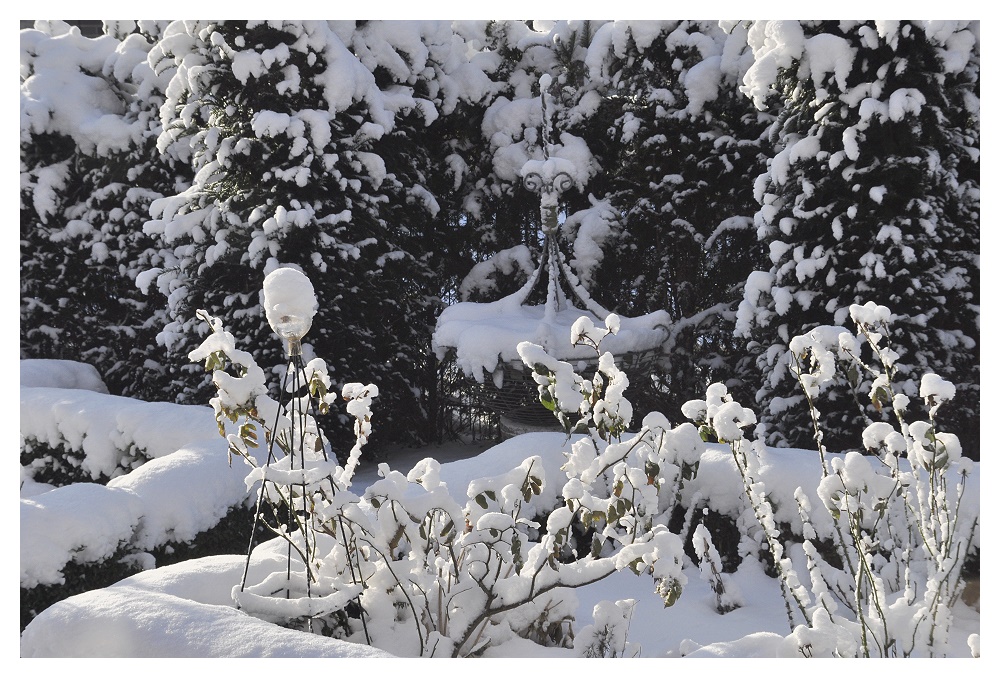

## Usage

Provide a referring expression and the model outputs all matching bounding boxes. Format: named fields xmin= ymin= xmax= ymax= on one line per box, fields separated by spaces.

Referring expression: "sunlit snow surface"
xmin=20 ymin=361 xmax=979 ymax=658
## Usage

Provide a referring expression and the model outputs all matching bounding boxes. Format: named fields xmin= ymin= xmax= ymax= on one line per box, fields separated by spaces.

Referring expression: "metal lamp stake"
xmin=238 ymin=315 xmax=330 ymax=634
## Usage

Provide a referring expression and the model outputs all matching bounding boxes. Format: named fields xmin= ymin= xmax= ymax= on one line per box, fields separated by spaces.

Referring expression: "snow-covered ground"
xmin=19 ymin=359 xmax=980 ymax=660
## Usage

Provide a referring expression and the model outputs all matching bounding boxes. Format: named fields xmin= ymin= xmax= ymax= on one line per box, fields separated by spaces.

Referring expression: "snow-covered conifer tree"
xmin=735 ymin=20 xmax=979 ymax=456
xmin=575 ymin=21 xmax=771 ymax=420
xmin=140 ymin=20 xmax=493 ymax=445
xmin=20 ymin=21 xmax=188 ymax=398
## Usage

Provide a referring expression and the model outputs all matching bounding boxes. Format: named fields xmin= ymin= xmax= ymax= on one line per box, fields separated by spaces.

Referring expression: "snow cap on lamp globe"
xmin=262 ymin=267 xmax=317 ymax=342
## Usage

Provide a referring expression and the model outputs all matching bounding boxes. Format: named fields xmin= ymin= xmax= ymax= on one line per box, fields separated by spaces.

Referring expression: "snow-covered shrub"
xmin=517 ymin=315 xmax=716 ymax=651
xmin=18 ymin=366 xmax=250 ymax=561
xmin=190 ymin=303 xmax=694 ymax=657
xmin=20 ymin=544 xmax=145 ymax=632
xmin=680 ymin=383 xmax=810 ymax=620
xmin=692 ymin=522 xmax=743 ymax=614
xmin=687 ymin=301 xmax=978 ymax=657
xmin=521 ymin=302 xmax=976 ymax=657
xmin=20 ymin=382 xmax=221 ymax=487
xmin=574 ymin=599 xmax=640 ymax=657
xmin=19 ymin=470 xmax=145 ymax=631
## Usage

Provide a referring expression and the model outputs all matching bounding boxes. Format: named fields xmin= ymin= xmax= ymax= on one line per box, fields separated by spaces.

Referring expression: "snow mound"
xmin=20 ymin=585 xmax=396 ymax=658
xmin=427 ymin=431 xmax=577 ymax=516
xmin=20 ymin=359 xmax=108 ymax=392
xmin=681 ymin=631 xmax=784 ymax=657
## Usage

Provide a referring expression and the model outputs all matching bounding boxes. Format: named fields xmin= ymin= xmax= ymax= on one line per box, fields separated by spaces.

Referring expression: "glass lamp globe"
xmin=274 ymin=313 xmax=311 ymax=356
xmin=273 ymin=313 xmax=311 ymax=342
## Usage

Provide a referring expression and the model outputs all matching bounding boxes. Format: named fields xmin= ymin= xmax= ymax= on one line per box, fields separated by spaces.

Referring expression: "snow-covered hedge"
xmin=20 ymin=359 xmax=263 ymax=627
xmin=20 ymin=387 xmax=221 ymax=484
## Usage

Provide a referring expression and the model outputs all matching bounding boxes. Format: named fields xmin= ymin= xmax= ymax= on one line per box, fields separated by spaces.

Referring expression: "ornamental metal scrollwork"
xmin=522 ymin=169 xmax=573 ymax=197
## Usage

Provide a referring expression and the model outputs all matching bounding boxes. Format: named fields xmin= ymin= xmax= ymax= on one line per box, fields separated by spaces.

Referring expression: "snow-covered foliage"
xmin=21 ymin=300 xmax=979 ymax=657
xmin=19 ymin=20 xmax=512 ymax=445
xmin=688 ymin=301 xmax=979 ymax=656
xmin=19 ymin=19 xmax=980 ymax=658
xmin=21 ymin=20 xmax=978 ymax=457
xmin=184 ymin=305 xmax=695 ymax=656
xmin=735 ymin=20 xmax=980 ymax=455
